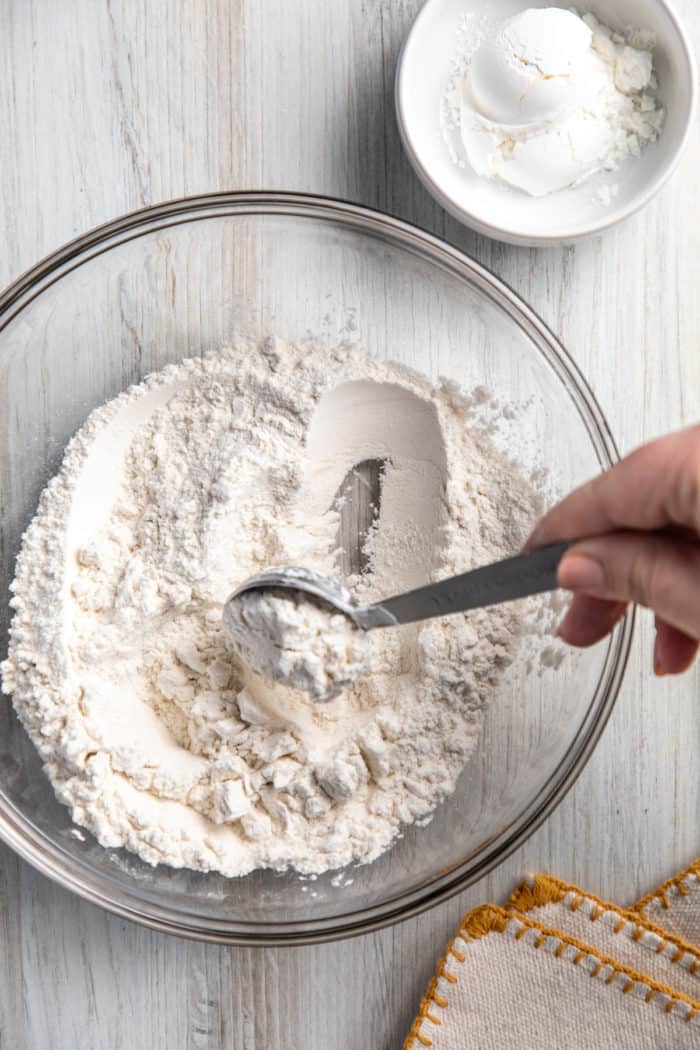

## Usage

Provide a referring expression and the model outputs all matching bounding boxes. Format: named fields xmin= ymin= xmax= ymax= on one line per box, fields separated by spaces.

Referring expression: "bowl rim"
xmin=395 ymin=0 xmax=698 ymax=246
xmin=0 ymin=191 xmax=635 ymax=944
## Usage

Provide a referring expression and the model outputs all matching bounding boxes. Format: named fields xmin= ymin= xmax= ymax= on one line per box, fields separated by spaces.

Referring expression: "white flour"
xmin=443 ymin=10 xmax=664 ymax=197
xmin=223 ymin=587 xmax=371 ymax=703
xmin=1 ymin=338 xmax=540 ymax=876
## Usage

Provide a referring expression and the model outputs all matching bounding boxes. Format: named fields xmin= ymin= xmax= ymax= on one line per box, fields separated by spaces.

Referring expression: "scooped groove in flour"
xmin=1 ymin=338 xmax=540 ymax=877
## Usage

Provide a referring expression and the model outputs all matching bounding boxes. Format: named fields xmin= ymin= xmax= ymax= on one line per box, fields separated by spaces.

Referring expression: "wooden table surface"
xmin=1 ymin=2 xmax=700 ymax=1047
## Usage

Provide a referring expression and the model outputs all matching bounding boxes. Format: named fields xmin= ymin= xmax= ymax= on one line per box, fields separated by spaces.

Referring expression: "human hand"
xmin=527 ymin=425 xmax=700 ymax=676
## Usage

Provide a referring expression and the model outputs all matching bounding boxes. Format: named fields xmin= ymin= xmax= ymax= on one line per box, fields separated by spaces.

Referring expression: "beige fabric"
xmin=636 ymin=862 xmax=700 ymax=949
xmin=405 ymin=905 xmax=700 ymax=1050
xmin=506 ymin=874 xmax=700 ymax=1001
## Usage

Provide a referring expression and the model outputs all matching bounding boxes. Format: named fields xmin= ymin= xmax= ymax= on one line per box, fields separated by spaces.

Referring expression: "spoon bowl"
xmin=226 ymin=565 xmax=398 ymax=631
xmin=224 ymin=541 xmax=571 ymax=676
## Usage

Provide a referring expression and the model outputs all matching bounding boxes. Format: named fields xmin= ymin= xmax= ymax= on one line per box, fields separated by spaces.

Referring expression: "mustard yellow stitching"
xmin=506 ymin=874 xmax=564 ymax=913
xmin=509 ymin=872 xmax=700 ymax=969
xmin=404 ymin=1020 xmax=423 ymax=1049
xmin=509 ymin=866 xmax=700 ymax=997
xmin=426 ymin=975 xmax=448 ymax=1015
xmin=635 ymin=858 xmax=700 ymax=914
xmin=461 ymin=905 xmax=509 ymax=940
xmin=449 ymin=947 xmax=465 ymax=963
xmin=622 ymin=979 xmax=635 ymax=994
xmin=533 ymin=933 xmax=547 ymax=949
xmin=424 ymin=1011 xmax=441 ymax=1026
xmin=509 ymin=905 xmax=700 ymax=1014
xmin=590 ymin=962 xmax=603 ymax=978
xmin=645 ymin=988 xmax=656 ymax=1004
xmin=404 ymin=963 xmax=453 ymax=1049
xmin=405 ymin=906 xmax=512 ymax=1048
xmin=555 ymin=943 xmax=567 ymax=958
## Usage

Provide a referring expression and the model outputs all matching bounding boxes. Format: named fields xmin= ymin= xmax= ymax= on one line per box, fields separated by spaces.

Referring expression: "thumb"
xmin=557 ymin=531 xmax=700 ymax=642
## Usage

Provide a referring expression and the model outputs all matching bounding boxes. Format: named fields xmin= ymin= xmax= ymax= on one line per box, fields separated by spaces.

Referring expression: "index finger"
xmin=527 ymin=424 xmax=700 ymax=547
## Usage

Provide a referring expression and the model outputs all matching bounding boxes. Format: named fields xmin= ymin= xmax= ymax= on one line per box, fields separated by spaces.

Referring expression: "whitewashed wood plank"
xmin=0 ymin=844 xmax=25 ymax=1049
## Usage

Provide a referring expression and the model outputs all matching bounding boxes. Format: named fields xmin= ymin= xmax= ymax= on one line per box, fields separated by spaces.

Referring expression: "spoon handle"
xmin=368 ymin=542 xmax=571 ymax=627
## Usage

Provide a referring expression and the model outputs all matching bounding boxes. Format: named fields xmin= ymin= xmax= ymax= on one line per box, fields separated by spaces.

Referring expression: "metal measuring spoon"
xmin=224 ymin=542 xmax=570 ymax=633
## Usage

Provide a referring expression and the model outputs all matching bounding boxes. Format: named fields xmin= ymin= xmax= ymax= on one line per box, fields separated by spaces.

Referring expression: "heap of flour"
xmin=1 ymin=338 xmax=539 ymax=876
xmin=223 ymin=587 xmax=371 ymax=703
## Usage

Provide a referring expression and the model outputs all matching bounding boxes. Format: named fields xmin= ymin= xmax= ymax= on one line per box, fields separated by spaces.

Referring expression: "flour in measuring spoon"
xmin=1 ymin=338 xmax=540 ymax=876
xmin=223 ymin=587 xmax=371 ymax=703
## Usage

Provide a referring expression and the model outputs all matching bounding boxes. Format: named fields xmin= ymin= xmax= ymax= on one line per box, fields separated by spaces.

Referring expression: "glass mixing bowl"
xmin=0 ymin=192 xmax=632 ymax=944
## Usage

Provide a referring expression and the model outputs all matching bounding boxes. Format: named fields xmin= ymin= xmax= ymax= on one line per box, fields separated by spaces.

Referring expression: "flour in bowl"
xmin=1 ymin=338 xmax=539 ymax=876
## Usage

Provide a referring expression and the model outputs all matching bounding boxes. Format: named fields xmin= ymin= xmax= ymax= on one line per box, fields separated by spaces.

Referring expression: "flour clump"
xmin=1 ymin=338 xmax=540 ymax=876
xmin=223 ymin=587 xmax=371 ymax=702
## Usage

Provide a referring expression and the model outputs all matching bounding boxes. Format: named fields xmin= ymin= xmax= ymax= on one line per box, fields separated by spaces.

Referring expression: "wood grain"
xmin=1 ymin=1 xmax=700 ymax=1047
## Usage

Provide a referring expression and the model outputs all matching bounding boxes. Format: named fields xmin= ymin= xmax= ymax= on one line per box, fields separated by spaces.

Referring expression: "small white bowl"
xmin=396 ymin=0 xmax=696 ymax=245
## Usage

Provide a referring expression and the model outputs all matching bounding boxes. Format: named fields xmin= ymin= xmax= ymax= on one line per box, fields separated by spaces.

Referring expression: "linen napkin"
xmin=404 ymin=903 xmax=700 ymax=1049
xmin=404 ymin=863 xmax=700 ymax=1050
xmin=507 ymin=873 xmax=700 ymax=1001
xmin=635 ymin=860 xmax=700 ymax=947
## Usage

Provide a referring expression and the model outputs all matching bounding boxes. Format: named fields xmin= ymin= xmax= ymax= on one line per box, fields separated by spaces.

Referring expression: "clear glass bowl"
xmin=0 ymin=193 xmax=633 ymax=944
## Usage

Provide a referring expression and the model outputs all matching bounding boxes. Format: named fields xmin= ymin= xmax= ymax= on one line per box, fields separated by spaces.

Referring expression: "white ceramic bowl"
xmin=396 ymin=0 xmax=696 ymax=245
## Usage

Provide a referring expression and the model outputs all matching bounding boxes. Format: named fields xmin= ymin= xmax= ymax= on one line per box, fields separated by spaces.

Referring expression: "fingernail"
xmin=558 ymin=554 xmax=606 ymax=593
